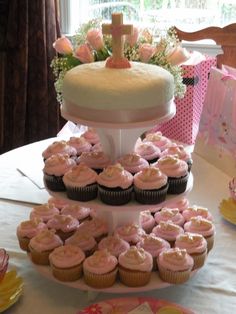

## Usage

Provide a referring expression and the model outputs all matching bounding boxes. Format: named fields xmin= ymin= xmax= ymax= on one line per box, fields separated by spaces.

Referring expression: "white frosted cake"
xmin=62 ymin=61 xmax=174 ymax=124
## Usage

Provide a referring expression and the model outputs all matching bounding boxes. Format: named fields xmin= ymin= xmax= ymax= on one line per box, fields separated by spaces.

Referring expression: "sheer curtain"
xmin=0 ymin=0 xmax=63 ymax=154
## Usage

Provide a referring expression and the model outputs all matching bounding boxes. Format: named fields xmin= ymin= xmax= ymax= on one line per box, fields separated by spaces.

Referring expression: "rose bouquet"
xmin=51 ymin=19 xmax=189 ymax=104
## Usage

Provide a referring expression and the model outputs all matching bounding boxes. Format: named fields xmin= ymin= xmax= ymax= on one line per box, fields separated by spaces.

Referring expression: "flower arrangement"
xmin=51 ymin=19 xmax=189 ymax=104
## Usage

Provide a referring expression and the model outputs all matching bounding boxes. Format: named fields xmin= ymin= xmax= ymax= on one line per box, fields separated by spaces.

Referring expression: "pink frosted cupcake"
xmin=157 ymin=248 xmax=194 ymax=284
xmin=154 ymin=208 xmax=185 ymax=226
xmin=17 ymin=218 xmax=47 ymax=251
xmin=154 ymin=155 xmax=189 ymax=194
xmin=152 ymin=221 xmax=184 ymax=247
xmin=43 ymin=154 xmax=76 ymax=191
xmin=46 ymin=214 xmax=79 ymax=241
xmin=98 ymin=235 xmax=130 ymax=257
xmin=184 ymin=217 xmax=215 ymax=252
xmin=67 ymin=136 xmax=92 ymax=156
xmin=63 ymin=163 xmax=98 ymax=201
xmin=47 ymin=197 xmax=69 ymax=211
xmin=29 ymin=229 xmax=63 ymax=265
xmin=30 ymin=203 xmax=59 ymax=223
xmin=143 ymin=132 xmax=172 ymax=152
xmin=182 ymin=205 xmax=213 ymax=222
xmin=65 ymin=231 xmax=97 ymax=256
xmin=97 ymin=163 xmax=133 ymax=205
xmin=61 ymin=204 xmax=91 ymax=222
xmin=134 ymin=166 xmax=168 ymax=204
xmin=137 ymin=234 xmax=170 ymax=269
xmin=76 ymin=218 xmax=108 ymax=242
xmin=135 ymin=141 xmax=161 ymax=164
xmin=166 ymin=197 xmax=190 ymax=213
xmin=81 ymin=128 xmax=100 ymax=145
xmin=117 ymin=153 xmax=149 ymax=175
xmin=140 ymin=210 xmax=156 ymax=233
xmin=42 ymin=140 xmax=77 ymax=160
xmin=91 ymin=142 xmax=103 ymax=152
xmin=78 ymin=151 xmax=111 ymax=174
xmin=175 ymin=232 xmax=207 ymax=270
xmin=49 ymin=244 xmax=85 ymax=281
xmin=83 ymin=249 xmax=118 ymax=288
xmin=118 ymin=246 xmax=153 ymax=287
xmin=114 ymin=223 xmax=145 ymax=245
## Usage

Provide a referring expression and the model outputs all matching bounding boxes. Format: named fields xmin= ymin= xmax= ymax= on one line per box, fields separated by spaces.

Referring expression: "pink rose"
xmin=53 ymin=37 xmax=73 ymax=55
xmin=74 ymin=44 xmax=94 ymax=63
xmin=125 ymin=26 xmax=139 ymax=47
xmin=166 ymin=46 xmax=191 ymax=66
xmin=86 ymin=28 xmax=104 ymax=50
xmin=139 ymin=44 xmax=156 ymax=63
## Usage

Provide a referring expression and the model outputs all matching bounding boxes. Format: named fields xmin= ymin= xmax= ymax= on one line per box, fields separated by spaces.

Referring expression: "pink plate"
xmin=77 ymin=297 xmax=195 ymax=314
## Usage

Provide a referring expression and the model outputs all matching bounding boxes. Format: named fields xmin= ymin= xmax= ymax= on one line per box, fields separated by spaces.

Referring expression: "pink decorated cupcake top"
xmin=152 ymin=221 xmax=184 ymax=241
xmin=76 ymin=218 xmax=108 ymax=239
xmin=81 ymin=128 xmax=100 ymax=145
xmin=30 ymin=203 xmax=60 ymax=222
xmin=154 ymin=155 xmax=188 ymax=178
xmin=46 ymin=214 xmax=79 ymax=233
xmin=91 ymin=142 xmax=103 ymax=152
xmin=158 ymin=248 xmax=194 ymax=271
xmin=83 ymin=249 xmax=118 ymax=274
xmin=98 ymin=235 xmax=130 ymax=257
xmin=137 ymin=234 xmax=170 ymax=257
xmin=175 ymin=232 xmax=207 ymax=254
xmin=42 ymin=140 xmax=77 ymax=159
xmin=78 ymin=151 xmax=111 ymax=169
xmin=140 ymin=210 xmax=155 ymax=232
xmin=134 ymin=166 xmax=167 ymax=190
xmin=62 ymin=163 xmax=98 ymax=188
xmin=61 ymin=204 xmax=91 ymax=221
xmin=143 ymin=133 xmax=172 ymax=151
xmin=29 ymin=229 xmax=63 ymax=252
xmin=117 ymin=153 xmax=149 ymax=174
xmin=184 ymin=217 xmax=215 ymax=237
xmin=135 ymin=141 xmax=161 ymax=162
xmin=17 ymin=218 xmax=47 ymax=238
xmin=154 ymin=208 xmax=185 ymax=226
xmin=229 ymin=177 xmax=236 ymax=201
xmin=43 ymin=154 xmax=76 ymax=176
xmin=166 ymin=197 xmax=190 ymax=212
xmin=97 ymin=163 xmax=133 ymax=189
xmin=182 ymin=205 xmax=213 ymax=221
xmin=65 ymin=231 xmax=97 ymax=252
xmin=118 ymin=246 xmax=153 ymax=272
xmin=114 ymin=223 xmax=145 ymax=244
xmin=67 ymin=136 xmax=92 ymax=155
xmin=160 ymin=143 xmax=191 ymax=162
xmin=47 ymin=197 xmax=69 ymax=210
xmin=49 ymin=244 xmax=85 ymax=268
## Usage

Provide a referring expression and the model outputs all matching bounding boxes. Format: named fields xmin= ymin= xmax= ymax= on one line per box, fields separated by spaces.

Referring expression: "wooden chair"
xmin=174 ymin=23 xmax=236 ymax=68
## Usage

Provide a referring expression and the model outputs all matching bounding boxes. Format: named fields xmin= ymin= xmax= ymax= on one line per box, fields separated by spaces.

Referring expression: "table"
xmin=0 ymin=138 xmax=235 ymax=314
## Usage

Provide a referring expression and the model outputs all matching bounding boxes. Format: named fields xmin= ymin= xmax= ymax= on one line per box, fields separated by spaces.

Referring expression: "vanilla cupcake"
xmin=143 ymin=132 xmax=172 ymax=152
xmin=118 ymin=246 xmax=153 ymax=287
xmin=17 ymin=218 xmax=47 ymax=251
xmin=175 ymin=233 xmax=207 ymax=269
xmin=78 ymin=151 xmax=111 ymax=174
xmin=166 ymin=197 xmax=190 ymax=213
xmin=117 ymin=153 xmax=149 ymax=175
xmin=83 ymin=249 xmax=118 ymax=288
xmin=135 ymin=141 xmax=161 ymax=164
xmin=134 ymin=166 xmax=168 ymax=204
xmin=42 ymin=140 xmax=77 ymax=160
xmin=157 ymin=248 xmax=194 ymax=284
xmin=43 ymin=154 xmax=76 ymax=191
xmin=81 ymin=128 xmax=100 ymax=145
xmin=63 ymin=163 xmax=98 ymax=201
xmin=140 ymin=210 xmax=156 ymax=233
xmin=49 ymin=244 xmax=85 ymax=281
xmin=47 ymin=197 xmax=69 ymax=211
xmin=154 ymin=208 xmax=185 ymax=226
xmin=152 ymin=221 xmax=184 ymax=247
xmin=29 ymin=229 xmax=63 ymax=265
xmin=67 ymin=136 xmax=92 ymax=156
xmin=114 ymin=223 xmax=145 ymax=245
xmin=46 ymin=214 xmax=79 ymax=241
xmin=65 ymin=231 xmax=97 ymax=256
xmin=182 ymin=205 xmax=213 ymax=222
xmin=154 ymin=155 xmax=189 ymax=194
xmin=98 ymin=235 xmax=130 ymax=257
xmin=30 ymin=203 xmax=60 ymax=223
xmin=76 ymin=218 xmax=108 ymax=242
xmin=61 ymin=204 xmax=91 ymax=223
xmin=97 ymin=163 xmax=133 ymax=205
xmin=184 ymin=217 xmax=215 ymax=252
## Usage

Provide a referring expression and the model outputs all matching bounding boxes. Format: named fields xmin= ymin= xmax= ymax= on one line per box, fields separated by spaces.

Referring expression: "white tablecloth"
xmin=0 ymin=139 xmax=235 ymax=314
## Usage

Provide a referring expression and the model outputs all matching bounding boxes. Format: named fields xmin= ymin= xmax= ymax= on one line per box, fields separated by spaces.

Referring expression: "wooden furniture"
xmin=174 ymin=23 xmax=236 ymax=68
